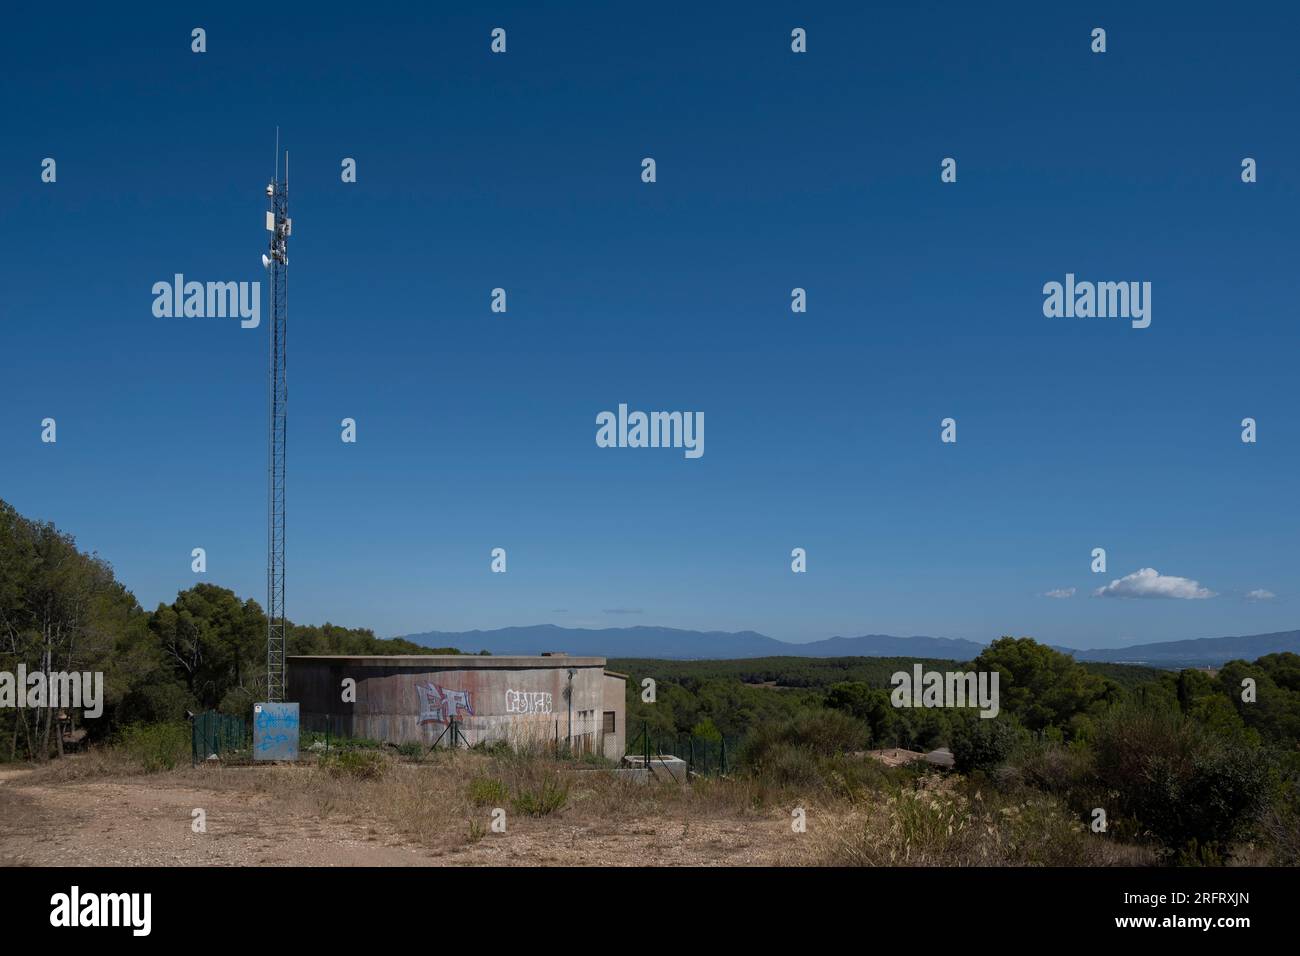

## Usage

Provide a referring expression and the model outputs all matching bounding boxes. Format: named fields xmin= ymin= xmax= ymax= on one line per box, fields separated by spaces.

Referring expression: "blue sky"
xmin=2 ymin=2 xmax=1297 ymax=648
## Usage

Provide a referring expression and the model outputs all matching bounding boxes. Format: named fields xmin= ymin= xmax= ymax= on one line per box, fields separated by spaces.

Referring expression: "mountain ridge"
xmin=399 ymin=625 xmax=1300 ymax=668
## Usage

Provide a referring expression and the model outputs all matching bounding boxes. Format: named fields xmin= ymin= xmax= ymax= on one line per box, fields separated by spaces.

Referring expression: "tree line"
xmin=616 ymin=637 xmax=1300 ymax=754
xmin=0 ymin=499 xmax=458 ymax=759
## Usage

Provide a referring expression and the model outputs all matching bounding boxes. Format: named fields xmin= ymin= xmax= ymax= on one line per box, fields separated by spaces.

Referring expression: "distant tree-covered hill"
xmin=406 ymin=624 xmax=1300 ymax=667
xmin=608 ymin=656 xmax=1163 ymax=692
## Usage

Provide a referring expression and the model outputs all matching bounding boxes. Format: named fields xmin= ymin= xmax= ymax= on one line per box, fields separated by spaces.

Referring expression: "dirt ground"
xmin=0 ymin=760 xmax=806 ymax=867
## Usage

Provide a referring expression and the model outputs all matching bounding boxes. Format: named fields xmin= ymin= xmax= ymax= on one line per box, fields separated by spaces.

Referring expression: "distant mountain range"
xmin=1061 ymin=630 xmax=1300 ymax=667
xmin=400 ymin=624 xmax=1300 ymax=668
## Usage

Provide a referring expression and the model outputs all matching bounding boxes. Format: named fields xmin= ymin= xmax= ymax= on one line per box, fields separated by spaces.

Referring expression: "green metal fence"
xmin=190 ymin=710 xmax=248 ymax=765
xmin=626 ymin=720 xmax=737 ymax=777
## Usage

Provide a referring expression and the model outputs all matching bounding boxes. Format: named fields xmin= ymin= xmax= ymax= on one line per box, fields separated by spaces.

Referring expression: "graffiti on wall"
xmin=417 ymin=683 xmax=474 ymax=725
xmin=252 ymin=702 xmax=299 ymax=761
xmin=505 ymin=688 xmax=553 ymax=715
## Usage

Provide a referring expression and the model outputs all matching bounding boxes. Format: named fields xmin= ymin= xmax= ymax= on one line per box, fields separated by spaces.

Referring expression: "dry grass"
xmin=16 ymin=746 xmax=143 ymax=783
xmin=819 ymin=777 xmax=1155 ymax=866
xmin=7 ymin=746 xmax=1163 ymax=866
xmin=197 ymin=750 xmax=1152 ymax=865
xmin=232 ymin=750 xmax=794 ymax=852
xmin=56 ymin=748 xmax=802 ymax=866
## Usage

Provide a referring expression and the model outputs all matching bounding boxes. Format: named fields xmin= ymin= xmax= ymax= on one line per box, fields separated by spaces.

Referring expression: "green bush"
xmin=745 ymin=741 xmax=822 ymax=786
xmin=741 ymin=709 xmax=869 ymax=768
xmin=1261 ymin=765 xmax=1300 ymax=866
xmin=395 ymin=741 xmax=425 ymax=760
xmin=511 ymin=774 xmax=569 ymax=817
xmin=467 ymin=776 xmax=509 ymax=806
xmin=116 ymin=722 xmax=190 ymax=773
xmin=318 ymin=749 xmax=388 ymax=779
xmin=217 ymin=685 xmax=257 ymax=718
xmin=951 ymin=716 xmax=1025 ymax=775
xmin=691 ymin=718 xmax=723 ymax=742
xmin=736 ymin=710 xmax=914 ymax=791
xmin=1092 ymin=704 xmax=1271 ymax=862
xmin=1002 ymin=736 xmax=1099 ymax=809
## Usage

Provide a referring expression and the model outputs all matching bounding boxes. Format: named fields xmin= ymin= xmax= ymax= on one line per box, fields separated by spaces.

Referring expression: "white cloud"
xmin=1247 ymin=589 xmax=1275 ymax=601
xmin=1044 ymin=587 xmax=1076 ymax=599
xmin=1093 ymin=567 xmax=1215 ymax=600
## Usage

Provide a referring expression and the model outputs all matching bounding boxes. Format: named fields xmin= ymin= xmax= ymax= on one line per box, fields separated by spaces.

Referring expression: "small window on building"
xmin=603 ymin=711 xmax=616 ymax=734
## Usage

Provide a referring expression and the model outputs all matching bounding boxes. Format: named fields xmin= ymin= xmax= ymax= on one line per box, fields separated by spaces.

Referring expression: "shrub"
xmin=746 ymin=741 xmax=822 ymax=787
xmin=218 ymin=685 xmax=257 ymax=718
xmin=737 ymin=710 xmax=912 ymax=791
xmin=691 ymin=718 xmax=723 ymax=742
xmin=467 ymin=776 xmax=508 ymax=807
xmin=511 ymin=774 xmax=569 ymax=817
xmin=827 ymin=782 xmax=1099 ymax=866
xmin=1001 ymin=736 xmax=1100 ymax=812
xmin=116 ymin=722 xmax=190 ymax=773
xmin=741 ymin=709 xmax=868 ymax=768
xmin=951 ymin=716 xmax=1024 ymax=775
xmin=318 ymin=749 xmax=388 ymax=780
xmin=396 ymin=741 xmax=425 ymax=760
xmin=1092 ymin=704 xmax=1271 ymax=862
xmin=1260 ymin=775 xmax=1300 ymax=866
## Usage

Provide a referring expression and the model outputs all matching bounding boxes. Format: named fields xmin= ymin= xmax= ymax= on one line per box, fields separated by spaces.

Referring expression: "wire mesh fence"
xmin=625 ymin=720 xmax=739 ymax=778
xmin=190 ymin=710 xmax=249 ymax=765
xmin=190 ymin=710 xmax=738 ymax=779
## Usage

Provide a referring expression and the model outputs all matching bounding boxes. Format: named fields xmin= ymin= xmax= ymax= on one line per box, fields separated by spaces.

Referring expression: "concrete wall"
xmin=602 ymin=672 xmax=627 ymax=760
xmin=288 ymin=655 xmax=626 ymax=759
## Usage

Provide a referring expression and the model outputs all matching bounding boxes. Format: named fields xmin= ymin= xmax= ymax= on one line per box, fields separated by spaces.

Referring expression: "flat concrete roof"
xmin=287 ymin=655 xmax=607 ymax=668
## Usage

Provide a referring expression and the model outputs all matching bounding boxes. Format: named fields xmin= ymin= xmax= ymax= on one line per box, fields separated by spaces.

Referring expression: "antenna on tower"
xmin=265 ymin=132 xmax=291 ymax=703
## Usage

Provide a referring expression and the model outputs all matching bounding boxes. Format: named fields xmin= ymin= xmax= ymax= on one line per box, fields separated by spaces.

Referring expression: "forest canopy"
xmin=0 ymin=499 xmax=456 ymax=757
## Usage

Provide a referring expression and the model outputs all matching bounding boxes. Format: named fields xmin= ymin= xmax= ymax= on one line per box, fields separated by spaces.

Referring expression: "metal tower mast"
xmin=265 ymin=140 xmax=291 ymax=702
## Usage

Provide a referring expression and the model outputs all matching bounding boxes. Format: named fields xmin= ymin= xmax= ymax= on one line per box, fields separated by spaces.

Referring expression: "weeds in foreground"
xmin=823 ymin=779 xmax=1150 ymax=866
xmin=511 ymin=774 xmax=570 ymax=817
xmin=318 ymin=749 xmax=388 ymax=780
xmin=467 ymin=775 xmax=508 ymax=807
xmin=117 ymin=722 xmax=190 ymax=773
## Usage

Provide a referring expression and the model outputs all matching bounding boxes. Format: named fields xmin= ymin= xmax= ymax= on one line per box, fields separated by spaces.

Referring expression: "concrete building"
xmin=288 ymin=654 xmax=627 ymax=760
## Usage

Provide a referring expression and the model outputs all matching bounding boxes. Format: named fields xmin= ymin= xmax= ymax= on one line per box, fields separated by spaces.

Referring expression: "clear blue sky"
xmin=2 ymin=2 xmax=1296 ymax=649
